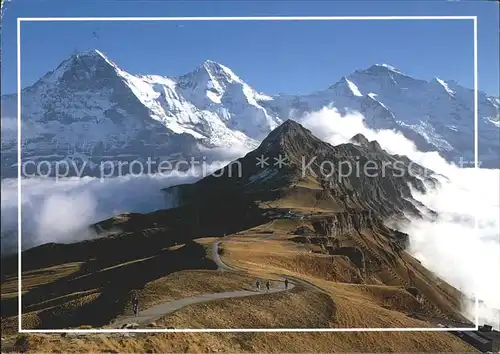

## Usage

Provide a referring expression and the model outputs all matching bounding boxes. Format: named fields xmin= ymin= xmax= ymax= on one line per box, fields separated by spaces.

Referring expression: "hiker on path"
xmin=266 ymin=280 xmax=270 ymax=292
xmin=256 ymin=280 xmax=261 ymax=292
xmin=285 ymin=278 xmax=289 ymax=290
xmin=132 ymin=297 xmax=139 ymax=316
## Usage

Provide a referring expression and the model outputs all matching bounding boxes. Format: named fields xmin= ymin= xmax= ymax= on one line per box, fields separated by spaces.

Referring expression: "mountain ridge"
xmin=1 ymin=118 xmax=489 ymax=347
xmin=163 ymin=120 xmax=438 ymax=224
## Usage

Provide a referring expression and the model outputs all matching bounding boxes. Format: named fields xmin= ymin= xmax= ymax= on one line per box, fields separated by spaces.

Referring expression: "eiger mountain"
xmin=1 ymin=49 xmax=499 ymax=177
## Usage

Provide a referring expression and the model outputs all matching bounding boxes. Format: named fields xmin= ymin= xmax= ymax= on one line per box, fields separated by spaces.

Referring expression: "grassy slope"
xmin=0 ymin=239 xmax=252 ymax=334
xmin=0 ymin=185 xmax=477 ymax=352
xmin=220 ymin=226 xmax=468 ymax=322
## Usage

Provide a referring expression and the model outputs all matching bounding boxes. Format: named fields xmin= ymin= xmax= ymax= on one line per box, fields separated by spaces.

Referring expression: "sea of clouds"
xmin=301 ymin=107 xmax=500 ymax=328
xmin=0 ymin=161 xmax=233 ymax=254
xmin=1 ymin=107 xmax=499 ymax=328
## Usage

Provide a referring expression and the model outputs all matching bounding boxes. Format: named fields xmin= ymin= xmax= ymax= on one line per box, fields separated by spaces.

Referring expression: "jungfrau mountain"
xmin=1 ymin=50 xmax=499 ymax=177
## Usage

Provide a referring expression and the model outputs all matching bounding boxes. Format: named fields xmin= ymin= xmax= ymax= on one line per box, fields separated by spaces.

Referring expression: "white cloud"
xmin=0 ymin=161 xmax=232 ymax=254
xmin=299 ymin=107 xmax=500 ymax=328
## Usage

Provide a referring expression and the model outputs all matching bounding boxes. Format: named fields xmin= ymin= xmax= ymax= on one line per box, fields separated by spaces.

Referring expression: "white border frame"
xmin=17 ymin=15 xmax=479 ymax=334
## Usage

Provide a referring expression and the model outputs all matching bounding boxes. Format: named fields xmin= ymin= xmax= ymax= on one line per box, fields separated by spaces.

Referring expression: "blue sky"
xmin=1 ymin=0 xmax=499 ymax=96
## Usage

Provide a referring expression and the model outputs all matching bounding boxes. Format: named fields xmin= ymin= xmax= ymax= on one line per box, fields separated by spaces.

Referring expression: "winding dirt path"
xmin=111 ymin=239 xmax=294 ymax=328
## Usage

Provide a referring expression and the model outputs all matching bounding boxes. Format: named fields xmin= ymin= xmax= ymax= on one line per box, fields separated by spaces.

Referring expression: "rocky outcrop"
xmin=311 ymin=210 xmax=378 ymax=237
xmin=293 ymin=225 xmax=316 ymax=235
xmin=163 ymin=120 xmax=438 ymax=220
xmin=328 ymin=246 xmax=365 ymax=270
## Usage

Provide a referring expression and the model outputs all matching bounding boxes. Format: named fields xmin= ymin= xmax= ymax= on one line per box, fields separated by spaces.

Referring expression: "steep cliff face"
xmin=289 ymin=216 xmax=465 ymax=322
xmin=310 ymin=211 xmax=409 ymax=247
xmin=311 ymin=211 xmax=377 ymax=237
xmin=305 ymin=210 xmax=408 ymax=271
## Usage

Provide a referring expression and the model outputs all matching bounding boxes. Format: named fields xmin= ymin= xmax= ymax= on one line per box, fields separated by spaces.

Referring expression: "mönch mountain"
xmin=1 ymin=50 xmax=499 ymax=178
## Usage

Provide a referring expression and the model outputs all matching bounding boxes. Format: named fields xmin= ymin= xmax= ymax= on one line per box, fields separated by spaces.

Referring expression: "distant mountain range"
xmin=1 ymin=49 xmax=498 ymax=177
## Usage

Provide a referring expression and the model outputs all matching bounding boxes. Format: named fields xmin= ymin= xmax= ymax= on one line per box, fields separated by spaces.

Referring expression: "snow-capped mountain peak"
xmin=177 ymin=59 xmax=241 ymax=93
xmin=344 ymin=64 xmax=429 ymax=97
xmin=356 ymin=63 xmax=421 ymax=81
xmin=37 ymin=49 xmax=123 ymax=89
xmin=202 ymin=59 xmax=241 ymax=83
xmin=372 ymin=63 xmax=404 ymax=74
xmin=1 ymin=51 xmax=499 ymax=179
xmin=74 ymin=48 xmax=114 ymax=63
